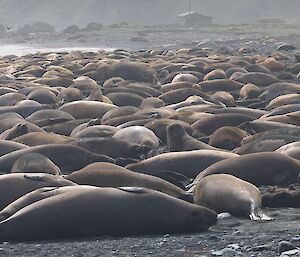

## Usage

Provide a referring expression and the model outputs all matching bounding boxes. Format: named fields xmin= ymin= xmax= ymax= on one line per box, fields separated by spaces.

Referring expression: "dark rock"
xmin=277 ymin=44 xmax=296 ymax=51
xmin=278 ymin=241 xmax=297 ymax=254
xmin=250 ymin=243 xmax=273 ymax=252
xmin=280 ymin=249 xmax=300 ymax=256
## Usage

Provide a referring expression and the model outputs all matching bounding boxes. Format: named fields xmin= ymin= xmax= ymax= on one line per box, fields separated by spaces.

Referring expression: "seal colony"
xmin=0 ymin=38 xmax=298 ymax=242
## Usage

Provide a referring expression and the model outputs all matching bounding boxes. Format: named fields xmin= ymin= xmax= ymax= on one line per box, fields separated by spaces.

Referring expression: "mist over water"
xmin=0 ymin=44 xmax=114 ymax=56
xmin=0 ymin=0 xmax=299 ymax=29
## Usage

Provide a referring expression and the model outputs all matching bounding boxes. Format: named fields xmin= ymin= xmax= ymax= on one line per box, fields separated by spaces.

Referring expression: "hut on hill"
xmin=178 ymin=12 xmax=213 ymax=27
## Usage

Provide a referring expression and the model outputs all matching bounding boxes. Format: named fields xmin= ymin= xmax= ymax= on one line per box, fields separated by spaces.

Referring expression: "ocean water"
xmin=0 ymin=44 xmax=114 ymax=57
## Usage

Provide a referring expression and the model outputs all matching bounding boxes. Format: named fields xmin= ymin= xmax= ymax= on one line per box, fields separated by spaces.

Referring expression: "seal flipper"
xmin=23 ymin=174 xmax=47 ymax=182
xmin=160 ymin=170 xmax=190 ymax=182
xmin=117 ymin=187 xmax=147 ymax=194
xmin=249 ymin=205 xmax=273 ymax=221
xmin=157 ymin=171 xmax=189 ymax=190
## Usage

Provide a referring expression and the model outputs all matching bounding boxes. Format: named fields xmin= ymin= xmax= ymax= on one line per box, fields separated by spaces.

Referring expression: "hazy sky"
xmin=0 ymin=0 xmax=299 ymax=29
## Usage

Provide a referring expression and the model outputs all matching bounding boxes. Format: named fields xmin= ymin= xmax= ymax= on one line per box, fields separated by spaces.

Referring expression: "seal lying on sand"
xmin=0 ymin=186 xmax=217 ymax=241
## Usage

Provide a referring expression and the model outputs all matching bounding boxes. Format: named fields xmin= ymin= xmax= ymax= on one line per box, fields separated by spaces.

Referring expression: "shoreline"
xmin=0 ymin=44 xmax=115 ymax=57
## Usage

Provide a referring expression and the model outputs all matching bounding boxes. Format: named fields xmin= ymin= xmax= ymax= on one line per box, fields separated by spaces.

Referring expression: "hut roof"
xmin=178 ymin=12 xmax=212 ymax=20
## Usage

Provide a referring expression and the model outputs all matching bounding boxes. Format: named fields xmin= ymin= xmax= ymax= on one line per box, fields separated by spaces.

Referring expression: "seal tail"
xmin=249 ymin=202 xmax=273 ymax=221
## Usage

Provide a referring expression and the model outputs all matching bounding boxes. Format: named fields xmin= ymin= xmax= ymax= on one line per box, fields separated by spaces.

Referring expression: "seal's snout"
xmin=167 ymin=123 xmax=186 ymax=138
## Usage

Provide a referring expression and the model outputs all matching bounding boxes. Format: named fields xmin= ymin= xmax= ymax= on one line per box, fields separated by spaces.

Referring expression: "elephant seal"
xmin=262 ymin=186 xmax=300 ymax=208
xmin=258 ymin=82 xmax=300 ymax=102
xmin=172 ymin=73 xmax=199 ymax=83
xmin=0 ymin=187 xmax=75 ymax=222
xmin=167 ymin=123 xmax=216 ymax=151
xmin=0 ymin=117 xmax=26 ymax=134
xmin=266 ymin=94 xmax=300 ymax=110
xmin=203 ymin=69 xmax=227 ymax=81
xmin=102 ymin=77 xmax=124 ymax=88
xmin=260 ymin=104 xmax=300 ymax=119
xmin=208 ymin=126 xmax=249 ymax=151
xmin=35 ymin=77 xmax=73 ymax=88
xmin=71 ymin=76 xmax=98 ymax=91
xmin=240 ymin=83 xmax=262 ymax=99
xmin=192 ymin=113 xmax=253 ymax=136
xmin=16 ymin=100 xmax=41 ymax=107
xmin=140 ymin=97 xmax=165 ymax=109
xmin=69 ymin=118 xmax=101 ymax=136
xmin=192 ymin=152 xmax=300 ymax=187
xmin=210 ymin=91 xmax=235 ymax=107
xmin=25 ymin=109 xmax=74 ymax=126
xmin=105 ymin=92 xmax=144 ymax=107
xmin=260 ymin=57 xmax=285 ymax=72
xmin=276 ymin=141 xmax=300 ymax=160
xmin=59 ymin=101 xmax=116 ymax=119
xmin=207 ymin=107 xmax=266 ymax=119
xmin=86 ymin=61 xmax=158 ymax=83
xmin=245 ymin=64 xmax=272 ymax=75
xmin=57 ymin=87 xmax=82 ymax=103
xmin=101 ymin=106 xmax=140 ymax=123
xmin=0 ymin=93 xmax=26 ymax=106
xmin=0 ymin=123 xmax=31 ymax=140
xmin=102 ymin=114 xmax=149 ymax=127
xmin=235 ymin=127 xmax=300 ymax=155
xmin=134 ymin=107 xmax=176 ymax=119
xmin=27 ymin=88 xmax=58 ymax=105
xmin=103 ymin=86 xmax=152 ymax=99
xmin=0 ymin=186 xmax=216 ymax=241
xmin=126 ymin=150 xmax=238 ymax=179
xmin=71 ymin=125 xmax=119 ymax=139
xmin=0 ymin=173 xmax=75 ymax=210
xmin=42 ymin=118 xmax=91 ymax=136
xmin=193 ymin=174 xmax=268 ymax=220
xmin=238 ymin=120 xmax=300 ymax=134
xmin=198 ymin=79 xmax=244 ymax=92
xmin=145 ymin=119 xmax=193 ymax=144
xmin=159 ymin=81 xmax=196 ymax=93
xmin=11 ymin=153 xmax=61 ymax=175
xmin=0 ymin=103 xmax=51 ymax=118
xmin=0 ymin=140 xmax=28 ymax=157
xmin=66 ymin=162 xmax=192 ymax=201
xmin=71 ymin=137 xmax=149 ymax=159
xmin=158 ymin=88 xmax=205 ymax=105
xmin=112 ymin=126 xmax=160 ymax=148
xmin=12 ymin=132 xmax=74 ymax=147
xmin=0 ymin=144 xmax=114 ymax=174
xmin=235 ymin=72 xmax=279 ymax=87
